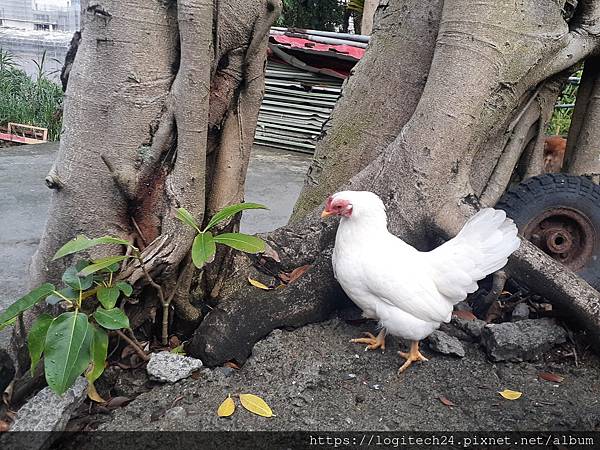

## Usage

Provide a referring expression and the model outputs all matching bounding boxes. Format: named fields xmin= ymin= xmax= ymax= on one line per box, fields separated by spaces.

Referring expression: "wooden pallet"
xmin=0 ymin=123 xmax=48 ymax=145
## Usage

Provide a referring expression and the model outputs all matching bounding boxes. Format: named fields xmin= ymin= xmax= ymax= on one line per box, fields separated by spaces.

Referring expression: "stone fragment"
xmin=146 ymin=351 xmax=203 ymax=383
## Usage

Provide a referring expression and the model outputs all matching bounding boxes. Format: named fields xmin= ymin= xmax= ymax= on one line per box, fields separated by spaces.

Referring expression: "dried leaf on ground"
xmin=280 ymin=265 xmax=311 ymax=285
xmin=87 ymin=382 xmax=105 ymax=403
xmin=105 ymin=396 xmax=132 ymax=409
xmin=248 ymin=278 xmax=271 ymax=290
xmin=452 ymin=310 xmax=477 ymax=321
xmin=498 ymin=389 xmax=522 ymax=400
xmin=217 ymin=395 xmax=236 ymax=417
xmin=538 ymin=372 xmax=565 ymax=383
xmin=485 ymin=301 xmax=503 ymax=323
xmin=224 ymin=361 xmax=240 ymax=370
xmin=439 ymin=396 xmax=456 ymax=407
xmin=287 ymin=265 xmax=311 ymax=284
xmin=262 ymin=244 xmax=280 ymax=263
xmin=0 ymin=420 xmax=9 ymax=432
xmin=239 ymin=393 xmax=274 ymax=417
xmin=169 ymin=335 xmax=181 ymax=348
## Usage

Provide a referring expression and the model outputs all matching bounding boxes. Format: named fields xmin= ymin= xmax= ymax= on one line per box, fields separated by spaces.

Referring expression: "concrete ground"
xmin=0 ymin=143 xmax=310 ymax=346
xmin=61 ymin=320 xmax=600 ymax=436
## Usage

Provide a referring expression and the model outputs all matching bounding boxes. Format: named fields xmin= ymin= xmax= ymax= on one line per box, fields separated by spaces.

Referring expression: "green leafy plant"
xmin=0 ymin=203 xmax=268 ymax=397
xmin=547 ymin=70 xmax=581 ymax=136
xmin=0 ymin=49 xmax=63 ymax=140
xmin=176 ymin=202 xmax=268 ymax=268
xmin=0 ymin=236 xmax=134 ymax=396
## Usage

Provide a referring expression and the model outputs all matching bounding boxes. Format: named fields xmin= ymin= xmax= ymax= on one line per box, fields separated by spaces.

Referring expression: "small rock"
xmin=215 ymin=366 xmax=235 ymax=377
xmin=4 ymin=377 xmax=87 ymax=450
xmin=163 ymin=406 xmax=187 ymax=421
xmin=451 ymin=316 xmax=487 ymax=338
xmin=146 ymin=351 xmax=203 ymax=383
xmin=426 ymin=330 xmax=465 ymax=357
xmin=440 ymin=322 xmax=473 ymax=342
xmin=512 ymin=303 xmax=530 ymax=321
xmin=454 ymin=301 xmax=473 ymax=312
xmin=344 ymin=373 xmax=357 ymax=380
xmin=481 ymin=318 xmax=567 ymax=362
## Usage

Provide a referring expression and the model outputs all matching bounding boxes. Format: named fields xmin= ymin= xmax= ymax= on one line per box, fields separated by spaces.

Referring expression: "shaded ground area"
xmin=0 ymin=143 xmax=310 ymax=346
xmin=68 ymin=319 xmax=599 ymax=434
xmin=0 ymin=143 xmax=54 ymax=346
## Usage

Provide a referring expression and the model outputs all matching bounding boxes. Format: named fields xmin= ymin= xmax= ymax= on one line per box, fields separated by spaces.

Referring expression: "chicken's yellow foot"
xmin=350 ymin=329 xmax=386 ymax=351
xmin=398 ymin=340 xmax=428 ymax=373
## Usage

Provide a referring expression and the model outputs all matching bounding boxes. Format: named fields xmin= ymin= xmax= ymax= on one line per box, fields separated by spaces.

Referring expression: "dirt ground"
xmin=62 ymin=319 xmax=600 ymax=435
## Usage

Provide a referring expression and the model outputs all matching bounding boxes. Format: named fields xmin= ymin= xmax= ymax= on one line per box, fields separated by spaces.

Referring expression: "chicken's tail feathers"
xmin=428 ymin=208 xmax=520 ymax=303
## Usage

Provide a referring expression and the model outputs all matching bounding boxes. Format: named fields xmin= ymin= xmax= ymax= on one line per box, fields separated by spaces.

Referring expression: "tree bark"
xmin=190 ymin=0 xmax=600 ymax=366
xmin=291 ymin=0 xmax=443 ymax=219
xmin=565 ymin=56 xmax=600 ymax=181
xmin=13 ymin=0 xmax=281 ymax=373
xmin=360 ymin=0 xmax=379 ymax=35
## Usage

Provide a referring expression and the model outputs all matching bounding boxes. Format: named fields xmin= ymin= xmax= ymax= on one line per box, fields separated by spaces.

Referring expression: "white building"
xmin=0 ymin=0 xmax=80 ymax=32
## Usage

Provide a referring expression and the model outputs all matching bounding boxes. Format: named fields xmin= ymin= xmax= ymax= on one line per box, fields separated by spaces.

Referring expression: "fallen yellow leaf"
xmin=498 ymin=389 xmax=522 ymax=400
xmin=239 ymin=393 xmax=274 ymax=417
xmin=217 ymin=395 xmax=236 ymax=417
xmin=87 ymin=381 xmax=105 ymax=403
xmin=248 ymin=277 xmax=271 ymax=290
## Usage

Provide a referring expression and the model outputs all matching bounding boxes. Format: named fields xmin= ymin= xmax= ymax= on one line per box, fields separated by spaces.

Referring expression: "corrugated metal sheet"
xmin=254 ymin=61 xmax=343 ymax=154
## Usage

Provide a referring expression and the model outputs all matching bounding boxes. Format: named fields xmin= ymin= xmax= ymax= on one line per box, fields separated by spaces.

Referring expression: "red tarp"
xmin=270 ymin=35 xmax=365 ymax=61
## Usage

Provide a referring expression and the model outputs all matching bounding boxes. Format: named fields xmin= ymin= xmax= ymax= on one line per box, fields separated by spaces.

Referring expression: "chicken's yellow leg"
xmin=398 ymin=340 xmax=428 ymax=373
xmin=350 ymin=329 xmax=386 ymax=351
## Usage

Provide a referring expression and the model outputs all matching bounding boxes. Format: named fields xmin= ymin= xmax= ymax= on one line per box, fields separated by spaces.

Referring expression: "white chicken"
xmin=321 ymin=191 xmax=520 ymax=373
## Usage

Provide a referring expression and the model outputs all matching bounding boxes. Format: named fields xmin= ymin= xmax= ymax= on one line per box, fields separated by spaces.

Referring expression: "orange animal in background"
xmin=544 ymin=135 xmax=566 ymax=173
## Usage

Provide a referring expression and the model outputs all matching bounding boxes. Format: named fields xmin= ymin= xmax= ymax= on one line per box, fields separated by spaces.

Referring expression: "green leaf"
xmin=205 ymin=203 xmax=268 ymax=231
xmin=46 ymin=287 xmax=77 ymax=305
xmin=93 ymin=307 xmax=130 ymax=330
xmin=97 ymin=286 xmax=120 ymax=309
xmin=116 ymin=281 xmax=133 ymax=297
xmin=86 ymin=325 xmax=108 ymax=383
xmin=0 ymin=284 xmax=55 ymax=326
xmin=171 ymin=344 xmax=186 ymax=356
xmin=0 ymin=317 xmax=16 ymax=332
xmin=175 ymin=208 xmax=201 ymax=232
xmin=79 ymin=256 xmax=129 ymax=277
xmin=53 ymin=235 xmax=131 ymax=260
xmin=62 ymin=264 xmax=94 ymax=291
xmin=102 ymin=262 xmax=121 ymax=273
xmin=28 ymin=313 xmax=53 ymax=373
xmin=213 ymin=233 xmax=265 ymax=254
xmin=191 ymin=232 xmax=216 ymax=268
xmin=44 ymin=311 xmax=93 ymax=395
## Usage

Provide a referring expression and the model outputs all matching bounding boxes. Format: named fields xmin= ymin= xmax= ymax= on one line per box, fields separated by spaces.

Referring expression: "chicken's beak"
xmin=321 ymin=209 xmax=334 ymax=218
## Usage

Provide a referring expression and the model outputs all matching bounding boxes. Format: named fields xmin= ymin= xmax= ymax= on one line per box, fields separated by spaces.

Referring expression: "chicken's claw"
xmin=350 ymin=329 xmax=386 ymax=351
xmin=398 ymin=340 xmax=428 ymax=373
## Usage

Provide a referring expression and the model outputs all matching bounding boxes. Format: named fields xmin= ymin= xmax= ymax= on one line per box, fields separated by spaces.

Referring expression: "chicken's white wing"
xmin=426 ymin=208 xmax=521 ymax=303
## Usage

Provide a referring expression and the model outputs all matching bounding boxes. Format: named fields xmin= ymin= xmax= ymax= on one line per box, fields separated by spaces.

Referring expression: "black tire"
xmin=496 ymin=174 xmax=600 ymax=291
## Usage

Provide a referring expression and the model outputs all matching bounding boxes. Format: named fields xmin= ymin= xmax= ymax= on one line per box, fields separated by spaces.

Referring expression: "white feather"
xmin=331 ymin=192 xmax=520 ymax=341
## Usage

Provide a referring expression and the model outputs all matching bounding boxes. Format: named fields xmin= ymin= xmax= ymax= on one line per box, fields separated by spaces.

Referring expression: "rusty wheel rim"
xmin=523 ymin=207 xmax=595 ymax=271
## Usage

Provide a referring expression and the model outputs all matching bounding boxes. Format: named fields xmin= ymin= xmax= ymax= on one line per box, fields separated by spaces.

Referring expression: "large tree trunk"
xmin=13 ymin=0 xmax=281 ymax=373
xmin=291 ymin=0 xmax=443 ymax=219
xmin=190 ymin=0 xmax=600 ymax=365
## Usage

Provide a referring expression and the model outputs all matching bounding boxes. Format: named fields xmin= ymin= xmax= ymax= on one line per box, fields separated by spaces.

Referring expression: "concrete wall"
xmin=0 ymin=28 xmax=70 ymax=80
